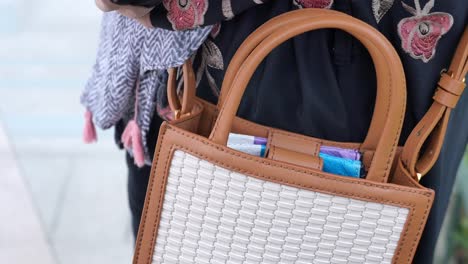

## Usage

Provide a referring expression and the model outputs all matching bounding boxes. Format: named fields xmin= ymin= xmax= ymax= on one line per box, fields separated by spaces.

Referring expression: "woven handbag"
xmin=133 ymin=9 xmax=468 ymax=264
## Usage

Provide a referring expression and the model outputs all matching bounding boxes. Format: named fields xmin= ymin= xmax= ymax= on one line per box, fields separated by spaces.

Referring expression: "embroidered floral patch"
xmin=195 ymin=23 xmax=224 ymax=96
xmin=398 ymin=0 xmax=453 ymax=63
xmin=163 ymin=0 xmax=209 ymax=30
xmin=293 ymin=0 xmax=333 ymax=9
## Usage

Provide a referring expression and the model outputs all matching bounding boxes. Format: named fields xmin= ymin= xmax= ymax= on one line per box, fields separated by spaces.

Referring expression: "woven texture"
xmin=153 ymin=151 xmax=409 ymax=264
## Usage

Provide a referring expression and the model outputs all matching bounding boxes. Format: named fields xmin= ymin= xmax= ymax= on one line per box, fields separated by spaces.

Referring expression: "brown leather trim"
xmin=196 ymin=97 xmax=406 ymax=174
xmin=438 ymin=72 xmax=465 ymax=96
xmin=393 ymin=159 xmax=421 ymax=188
xmin=391 ymin=159 xmax=434 ymax=263
xmin=169 ymin=100 xmax=204 ymax=133
xmin=133 ymin=124 xmax=434 ymax=264
xmin=269 ymin=130 xmax=321 ymax=156
xmin=399 ymin=102 xmax=446 ymax=177
xmin=133 ymin=124 xmax=173 ymax=264
xmin=195 ymin=98 xmax=422 ymax=183
xmin=132 ymin=101 xmax=204 ymax=264
xmin=267 ymin=145 xmax=323 ymax=170
xmin=266 ymin=130 xmax=323 ymax=169
xmin=197 ymin=99 xmax=218 ymax=137
xmin=433 ymin=88 xmax=460 ymax=108
xmin=415 ymin=110 xmax=450 ymax=176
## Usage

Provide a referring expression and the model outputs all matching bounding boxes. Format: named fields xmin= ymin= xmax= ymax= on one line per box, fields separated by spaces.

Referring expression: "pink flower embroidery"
xmin=398 ymin=0 xmax=453 ymax=63
xmin=163 ymin=0 xmax=209 ymax=30
xmin=196 ymin=23 xmax=224 ymax=97
xmin=293 ymin=0 xmax=333 ymax=9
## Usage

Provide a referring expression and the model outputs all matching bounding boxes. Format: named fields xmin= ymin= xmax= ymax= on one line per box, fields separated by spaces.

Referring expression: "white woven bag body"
xmin=152 ymin=151 xmax=408 ymax=264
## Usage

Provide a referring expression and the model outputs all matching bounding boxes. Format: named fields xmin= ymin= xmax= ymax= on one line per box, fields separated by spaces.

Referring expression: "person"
xmin=88 ymin=0 xmax=467 ymax=263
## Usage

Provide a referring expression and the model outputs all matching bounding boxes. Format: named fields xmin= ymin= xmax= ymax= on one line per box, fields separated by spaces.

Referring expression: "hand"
xmin=135 ymin=13 xmax=154 ymax=28
xmin=95 ymin=0 xmax=155 ymax=20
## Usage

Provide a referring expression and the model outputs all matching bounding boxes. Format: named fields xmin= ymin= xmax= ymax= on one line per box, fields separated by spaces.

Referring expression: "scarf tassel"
xmin=121 ymin=120 xmax=145 ymax=167
xmin=83 ymin=110 xmax=97 ymax=143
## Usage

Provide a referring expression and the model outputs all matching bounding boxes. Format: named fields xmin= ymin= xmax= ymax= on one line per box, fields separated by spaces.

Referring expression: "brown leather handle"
xmin=167 ymin=60 xmax=196 ymax=119
xmin=209 ymin=9 xmax=407 ymax=183
xmin=215 ymin=9 xmax=400 ymax=156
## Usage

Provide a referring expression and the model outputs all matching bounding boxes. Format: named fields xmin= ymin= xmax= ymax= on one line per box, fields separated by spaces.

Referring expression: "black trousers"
xmin=127 ymin=152 xmax=151 ymax=238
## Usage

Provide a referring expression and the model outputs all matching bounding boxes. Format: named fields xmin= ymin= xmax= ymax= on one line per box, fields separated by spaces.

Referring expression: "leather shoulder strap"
xmin=399 ymin=26 xmax=468 ymax=181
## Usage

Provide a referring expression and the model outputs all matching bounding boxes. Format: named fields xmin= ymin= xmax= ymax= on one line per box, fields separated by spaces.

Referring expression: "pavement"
xmin=0 ymin=1 xmax=133 ymax=263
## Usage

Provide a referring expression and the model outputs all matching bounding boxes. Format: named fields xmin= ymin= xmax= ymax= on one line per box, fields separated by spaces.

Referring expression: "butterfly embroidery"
xmin=398 ymin=0 xmax=453 ymax=62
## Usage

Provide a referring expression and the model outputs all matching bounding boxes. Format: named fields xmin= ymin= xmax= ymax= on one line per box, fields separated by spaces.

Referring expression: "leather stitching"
xmin=136 ymin=125 xmax=433 ymax=263
xmin=402 ymin=105 xmax=446 ymax=176
xmin=270 ymin=132 xmax=327 ymax=171
xmin=363 ymin=36 xmax=401 ymax=184
xmin=272 ymin=130 xmax=321 ymax=146
xmin=146 ymin=144 xmax=176 ymax=264
xmin=145 ymin=144 xmax=173 ymax=264
xmin=393 ymin=192 xmax=432 ymax=263
xmin=396 ymin=166 xmax=419 ymax=188
xmin=134 ymin=124 xmax=169 ymax=264
xmin=166 ymin=138 xmax=431 ymax=263
xmin=271 ymin=145 xmax=277 ymax=159
xmin=164 ymin=133 xmax=432 ymax=264
xmin=169 ymin=126 xmax=432 ymax=196
xmin=271 ymin=131 xmax=323 ymax=156
xmin=171 ymin=139 xmax=421 ymax=206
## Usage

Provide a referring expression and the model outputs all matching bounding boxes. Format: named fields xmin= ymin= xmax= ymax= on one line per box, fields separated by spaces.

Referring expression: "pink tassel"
xmin=83 ymin=110 xmax=97 ymax=143
xmin=121 ymin=120 xmax=145 ymax=167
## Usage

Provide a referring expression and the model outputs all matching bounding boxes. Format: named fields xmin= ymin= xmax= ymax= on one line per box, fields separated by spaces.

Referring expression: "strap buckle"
xmin=173 ymin=109 xmax=191 ymax=120
xmin=416 ymin=172 xmax=422 ymax=181
xmin=434 ymin=69 xmax=466 ymax=108
xmin=174 ymin=110 xmax=181 ymax=120
xmin=440 ymin=68 xmax=466 ymax=83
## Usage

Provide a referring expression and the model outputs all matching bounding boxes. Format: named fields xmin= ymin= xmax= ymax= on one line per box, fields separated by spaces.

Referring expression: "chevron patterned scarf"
xmin=81 ymin=11 xmax=211 ymax=166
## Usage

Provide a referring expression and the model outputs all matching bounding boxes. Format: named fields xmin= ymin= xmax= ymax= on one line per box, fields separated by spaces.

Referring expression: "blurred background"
xmin=0 ymin=0 xmax=133 ymax=263
xmin=0 ymin=1 xmax=466 ymax=264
